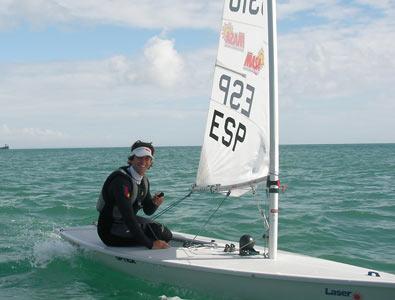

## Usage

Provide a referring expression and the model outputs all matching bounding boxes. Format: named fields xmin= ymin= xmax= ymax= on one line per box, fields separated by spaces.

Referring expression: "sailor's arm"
xmin=142 ymin=184 xmax=164 ymax=215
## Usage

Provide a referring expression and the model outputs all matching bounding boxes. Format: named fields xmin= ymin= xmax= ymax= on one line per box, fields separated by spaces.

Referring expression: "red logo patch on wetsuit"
xmin=123 ymin=186 xmax=131 ymax=198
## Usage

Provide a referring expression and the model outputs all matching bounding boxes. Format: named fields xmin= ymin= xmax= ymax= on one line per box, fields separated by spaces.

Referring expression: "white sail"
xmin=196 ymin=0 xmax=270 ymax=196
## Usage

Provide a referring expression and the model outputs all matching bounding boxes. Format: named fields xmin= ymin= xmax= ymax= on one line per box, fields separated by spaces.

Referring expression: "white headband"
xmin=131 ymin=146 xmax=153 ymax=158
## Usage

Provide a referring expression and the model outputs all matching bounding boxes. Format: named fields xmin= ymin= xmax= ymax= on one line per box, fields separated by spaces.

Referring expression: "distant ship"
xmin=1 ymin=144 xmax=9 ymax=150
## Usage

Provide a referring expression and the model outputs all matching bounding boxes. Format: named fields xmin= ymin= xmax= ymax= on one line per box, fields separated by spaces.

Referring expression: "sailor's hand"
xmin=152 ymin=240 xmax=169 ymax=249
xmin=153 ymin=192 xmax=164 ymax=207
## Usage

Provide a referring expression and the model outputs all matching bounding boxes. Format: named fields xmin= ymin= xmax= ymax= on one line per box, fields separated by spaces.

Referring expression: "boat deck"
xmin=59 ymin=225 xmax=395 ymax=287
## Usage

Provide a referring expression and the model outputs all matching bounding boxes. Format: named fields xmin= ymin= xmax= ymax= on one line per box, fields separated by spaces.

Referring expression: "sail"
xmin=196 ymin=0 xmax=271 ymax=196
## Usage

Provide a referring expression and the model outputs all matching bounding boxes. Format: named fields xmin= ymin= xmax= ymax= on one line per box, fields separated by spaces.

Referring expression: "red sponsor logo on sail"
xmin=222 ymin=22 xmax=245 ymax=51
xmin=243 ymin=48 xmax=265 ymax=75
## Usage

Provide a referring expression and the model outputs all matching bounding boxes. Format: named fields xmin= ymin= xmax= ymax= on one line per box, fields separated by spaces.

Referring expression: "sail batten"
xmin=196 ymin=0 xmax=271 ymax=197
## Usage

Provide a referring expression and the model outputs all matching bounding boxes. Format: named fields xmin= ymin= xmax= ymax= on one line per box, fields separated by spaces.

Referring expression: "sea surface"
xmin=1 ymin=144 xmax=394 ymax=299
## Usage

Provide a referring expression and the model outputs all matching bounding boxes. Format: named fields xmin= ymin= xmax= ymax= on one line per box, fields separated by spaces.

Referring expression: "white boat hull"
xmin=59 ymin=225 xmax=395 ymax=300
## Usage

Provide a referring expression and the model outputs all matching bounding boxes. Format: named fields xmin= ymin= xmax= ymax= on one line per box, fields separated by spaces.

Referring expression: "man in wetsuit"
xmin=97 ymin=140 xmax=171 ymax=249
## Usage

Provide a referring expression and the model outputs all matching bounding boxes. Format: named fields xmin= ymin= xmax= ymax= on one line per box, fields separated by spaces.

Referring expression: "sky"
xmin=0 ymin=0 xmax=394 ymax=149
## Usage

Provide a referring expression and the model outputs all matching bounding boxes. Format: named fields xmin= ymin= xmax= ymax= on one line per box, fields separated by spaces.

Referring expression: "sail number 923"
xmin=209 ymin=74 xmax=255 ymax=151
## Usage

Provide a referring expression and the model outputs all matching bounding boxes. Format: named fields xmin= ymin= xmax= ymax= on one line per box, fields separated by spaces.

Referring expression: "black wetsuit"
xmin=97 ymin=166 xmax=172 ymax=249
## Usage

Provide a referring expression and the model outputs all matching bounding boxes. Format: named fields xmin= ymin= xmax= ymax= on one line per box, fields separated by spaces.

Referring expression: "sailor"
xmin=97 ymin=140 xmax=171 ymax=249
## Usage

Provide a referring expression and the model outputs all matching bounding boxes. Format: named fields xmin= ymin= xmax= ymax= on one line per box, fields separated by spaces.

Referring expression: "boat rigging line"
xmin=152 ymin=190 xmax=193 ymax=221
xmin=255 ymin=186 xmax=270 ymax=257
xmin=187 ymin=191 xmax=231 ymax=246
xmin=152 ymin=189 xmax=231 ymax=248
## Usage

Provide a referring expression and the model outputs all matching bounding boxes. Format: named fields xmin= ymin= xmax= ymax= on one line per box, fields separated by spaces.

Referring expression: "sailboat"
xmin=59 ymin=1 xmax=395 ymax=299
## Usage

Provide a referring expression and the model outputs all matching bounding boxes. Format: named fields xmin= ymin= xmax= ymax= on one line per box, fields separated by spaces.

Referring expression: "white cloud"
xmin=277 ymin=0 xmax=330 ymax=20
xmin=142 ymin=37 xmax=185 ymax=88
xmin=0 ymin=35 xmax=214 ymax=148
xmin=0 ymin=0 xmax=71 ymax=30
xmin=0 ymin=0 xmax=223 ymax=31
xmin=278 ymin=16 xmax=395 ymax=143
xmin=277 ymin=0 xmax=395 ymax=25
xmin=356 ymin=0 xmax=395 ymax=10
xmin=21 ymin=126 xmax=64 ymax=138
xmin=279 ymin=12 xmax=395 ymax=104
xmin=0 ymin=35 xmax=192 ymax=99
xmin=2 ymin=0 xmax=394 ymax=32
xmin=1 ymin=1 xmax=394 ymax=147
xmin=0 ymin=124 xmax=66 ymax=148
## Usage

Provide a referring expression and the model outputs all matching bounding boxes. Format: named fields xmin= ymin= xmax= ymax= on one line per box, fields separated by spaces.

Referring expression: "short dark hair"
xmin=128 ymin=140 xmax=155 ymax=162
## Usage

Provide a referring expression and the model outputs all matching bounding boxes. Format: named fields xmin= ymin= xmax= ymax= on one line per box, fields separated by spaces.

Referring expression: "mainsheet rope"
xmin=152 ymin=190 xmax=193 ymax=221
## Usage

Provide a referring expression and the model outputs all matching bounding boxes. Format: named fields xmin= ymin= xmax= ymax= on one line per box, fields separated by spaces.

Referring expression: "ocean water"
xmin=0 ymin=144 xmax=394 ymax=299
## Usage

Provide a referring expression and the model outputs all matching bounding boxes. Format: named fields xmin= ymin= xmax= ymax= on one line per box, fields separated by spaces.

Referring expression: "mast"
xmin=267 ymin=0 xmax=279 ymax=259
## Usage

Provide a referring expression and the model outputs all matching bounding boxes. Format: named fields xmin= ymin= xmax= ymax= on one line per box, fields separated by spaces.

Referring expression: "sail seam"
xmin=215 ymin=62 xmax=246 ymax=78
xmin=222 ymin=17 xmax=267 ymax=31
